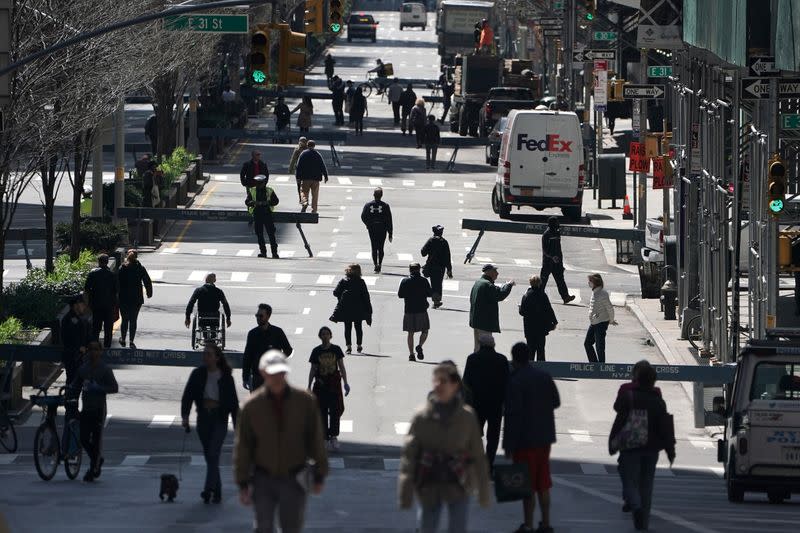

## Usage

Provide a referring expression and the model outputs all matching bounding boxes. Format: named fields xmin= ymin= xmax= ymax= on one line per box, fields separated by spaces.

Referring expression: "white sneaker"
xmin=331 ymin=437 xmax=340 ymax=451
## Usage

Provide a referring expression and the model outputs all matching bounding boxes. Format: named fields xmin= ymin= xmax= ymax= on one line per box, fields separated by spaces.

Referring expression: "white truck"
xmin=436 ymin=0 xmax=494 ymax=64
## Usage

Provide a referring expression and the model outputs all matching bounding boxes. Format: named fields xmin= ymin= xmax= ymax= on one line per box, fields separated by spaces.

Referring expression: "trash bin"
xmin=598 ymin=153 xmax=626 ymax=208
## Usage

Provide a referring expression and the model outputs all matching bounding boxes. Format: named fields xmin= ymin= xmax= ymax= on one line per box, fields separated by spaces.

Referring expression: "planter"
xmin=166 ymin=188 xmax=178 ymax=209
xmin=185 ymin=162 xmax=197 ymax=192
xmin=129 ymin=219 xmax=154 ymax=247
xmin=21 ymin=329 xmax=55 ymax=390
xmin=171 ymin=174 xmax=188 ymax=205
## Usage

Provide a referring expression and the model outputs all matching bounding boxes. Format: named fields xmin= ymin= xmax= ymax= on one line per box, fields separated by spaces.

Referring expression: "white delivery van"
xmin=400 ymin=2 xmax=426 ymax=30
xmin=491 ymin=109 xmax=585 ymax=220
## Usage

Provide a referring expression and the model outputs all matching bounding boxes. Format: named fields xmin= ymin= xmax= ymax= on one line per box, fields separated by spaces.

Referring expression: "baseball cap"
xmin=259 ymin=350 xmax=290 ymax=375
xmin=482 ymin=263 xmax=498 ymax=273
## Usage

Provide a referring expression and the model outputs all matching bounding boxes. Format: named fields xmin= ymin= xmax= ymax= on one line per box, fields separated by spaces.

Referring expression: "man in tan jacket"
xmin=234 ymin=350 xmax=328 ymax=533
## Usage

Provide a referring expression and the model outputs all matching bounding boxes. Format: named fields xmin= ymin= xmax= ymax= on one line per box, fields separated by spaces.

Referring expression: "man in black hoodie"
xmin=361 ymin=187 xmax=393 ymax=273
xmin=84 ymin=254 xmax=118 ymax=348
xmin=540 ymin=217 xmax=575 ymax=304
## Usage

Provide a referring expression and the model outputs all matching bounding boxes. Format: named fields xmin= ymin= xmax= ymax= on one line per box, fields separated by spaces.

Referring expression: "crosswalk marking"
xmin=397 ymin=253 xmax=413 ymax=261
xmin=340 ymin=420 xmax=353 ymax=433
xmin=579 ymin=463 xmax=608 ymax=475
xmin=160 ymin=248 xmax=178 ymax=254
xmin=276 ymin=273 xmax=292 ymax=283
xmin=279 ymin=250 xmax=296 ymax=258
xmin=356 ymin=252 xmax=372 ymax=260
xmin=370 ymin=166 xmax=384 ymax=171
xmin=316 ymin=275 xmax=335 ymax=285
xmin=317 ymin=251 xmax=334 ymax=258
xmin=187 ymin=271 xmax=207 ymax=282
xmin=148 ymin=415 xmax=175 ymax=428
xmin=302 ymin=307 xmax=311 ymax=315
xmin=610 ymin=292 xmax=627 ymax=307
xmin=236 ymin=249 xmax=255 ymax=257
xmin=362 ymin=276 xmax=377 ymax=286
xmin=230 ymin=272 xmax=250 ymax=282
xmin=149 ymin=270 xmax=164 ymax=281
xmin=463 ymin=182 xmax=477 ymax=189
xmin=337 ymin=177 xmax=352 ymax=185
xmin=121 ymin=455 xmax=149 ymax=466
xmin=329 ymin=457 xmax=345 ymax=469
xmin=369 ymin=178 xmax=383 ymax=185
xmin=275 ymin=176 xmax=289 ymax=182
xmin=514 ymin=259 xmax=532 ymax=266
xmin=213 ymin=175 xmax=228 ymax=181
xmin=201 ymin=249 xmax=217 ymax=255
xmin=569 ymin=430 xmax=593 ymax=443
xmin=308 ymin=291 xmax=317 ymax=296
xmin=294 ymin=327 xmax=304 ymax=335
xmin=475 ymin=257 xmax=493 ymax=263
xmin=432 ymin=180 xmax=446 ymax=187
xmin=402 ymin=180 xmax=415 ymax=187
xmin=443 ymin=280 xmax=459 ymax=292
xmin=394 ymin=422 xmax=410 ymax=435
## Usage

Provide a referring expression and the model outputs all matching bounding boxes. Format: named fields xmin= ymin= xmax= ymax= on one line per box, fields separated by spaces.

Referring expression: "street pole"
xmin=188 ymin=82 xmax=199 ymax=155
xmin=113 ymin=102 xmax=125 ymax=221
xmin=91 ymin=133 xmax=104 ymax=218
xmin=637 ymin=49 xmax=648 ymax=230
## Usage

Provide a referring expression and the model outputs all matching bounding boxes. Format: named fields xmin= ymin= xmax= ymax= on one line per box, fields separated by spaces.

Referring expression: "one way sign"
xmin=573 ymin=49 xmax=616 ymax=62
xmin=748 ymin=56 xmax=780 ymax=77
xmin=622 ymin=84 xmax=665 ymax=99
xmin=741 ymin=78 xmax=800 ymax=100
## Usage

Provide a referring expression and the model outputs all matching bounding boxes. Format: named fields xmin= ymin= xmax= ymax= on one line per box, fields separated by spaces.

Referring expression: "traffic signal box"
xmin=277 ymin=23 xmax=307 ymax=87
xmin=305 ymin=0 xmax=324 ymax=35
xmin=609 ymin=79 xmax=625 ymax=101
xmin=249 ymin=23 xmax=270 ymax=85
xmin=768 ymin=153 xmax=787 ymax=217
xmin=584 ymin=0 xmax=596 ymax=21
xmin=329 ymin=0 xmax=343 ymax=33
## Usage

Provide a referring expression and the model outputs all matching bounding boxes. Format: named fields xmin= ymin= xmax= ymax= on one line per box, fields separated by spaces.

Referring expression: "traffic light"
xmin=249 ymin=24 xmax=270 ymax=85
xmin=768 ymin=153 xmax=787 ymax=216
xmin=608 ymin=79 xmax=625 ymax=101
xmin=584 ymin=0 xmax=596 ymax=21
xmin=305 ymin=0 xmax=324 ymax=35
xmin=329 ymin=0 xmax=343 ymax=33
xmin=277 ymin=23 xmax=307 ymax=86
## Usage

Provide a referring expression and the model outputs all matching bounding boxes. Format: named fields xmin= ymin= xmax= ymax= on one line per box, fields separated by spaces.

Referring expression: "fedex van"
xmin=491 ymin=110 xmax=585 ymax=220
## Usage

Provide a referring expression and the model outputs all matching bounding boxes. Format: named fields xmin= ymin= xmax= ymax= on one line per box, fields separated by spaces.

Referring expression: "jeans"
xmin=253 ymin=208 xmax=278 ymax=255
xmin=618 ymin=450 xmax=659 ymax=529
xmin=392 ymin=101 xmax=401 ymax=123
xmin=119 ymin=303 xmax=141 ymax=343
xmin=314 ymin=385 xmax=340 ymax=439
xmin=476 ymin=409 xmax=502 ymax=468
xmin=80 ymin=408 xmax=105 ymax=471
xmin=418 ymin=496 xmax=469 ymax=533
xmin=252 ymin=470 xmax=307 ymax=533
xmin=90 ymin=306 xmax=114 ymax=347
xmin=526 ymin=334 xmax=547 ymax=361
xmin=197 ymin=409 xmax=227 ymax=495
xmin=425 ymin=145 xmax=439 ymax=168
xmin=401 ymin=111 xmax=411 ymax=133
xmin=584 ymin=321 xmax=609 ymax=363
xmin=540 ymin=259 xmax=570 ymax=301
xmin=344 ymin=320 xmax=363 ymax=347
xmin=367 ymin=225 xmax=388 ymax=267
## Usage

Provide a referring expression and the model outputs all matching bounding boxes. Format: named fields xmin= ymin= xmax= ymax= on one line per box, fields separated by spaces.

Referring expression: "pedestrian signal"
xmin=767 ymin=153 xmax=787 ymax=216
xmin=329 ymin=0 xmax=343 ymax=33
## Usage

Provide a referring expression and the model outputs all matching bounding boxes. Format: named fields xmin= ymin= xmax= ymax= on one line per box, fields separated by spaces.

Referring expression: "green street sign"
xmin=648 ymin=66 xmax=673 ymax=78
xmin=781 ymin=114 xmax=800 ymax=129
xmin=554 ymin=1 xmax=564 ymax=8
xmin=593 ymin=31 xmax=616 ymax=40
xmin=163 ymin=14 xmax=249 ymax=34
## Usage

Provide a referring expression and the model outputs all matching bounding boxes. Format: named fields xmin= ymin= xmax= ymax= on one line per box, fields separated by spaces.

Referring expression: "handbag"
xmin=610 ymin=392 xmax=649 ymax=454
xmin=493 ymin=463 xmax=532 ymax=502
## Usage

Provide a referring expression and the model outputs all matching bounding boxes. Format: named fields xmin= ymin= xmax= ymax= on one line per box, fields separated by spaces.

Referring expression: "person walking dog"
xmin=330 ymin=264 xmax=373 ymax=354
xmin=519 ymin=275 xmax=558 ymax=361
xmin=181 ymin=343 xmax=239 ymax=504
xmin=585 ymin=273 xmax=616 ymax=363
xmin=117 ymin=250 xmax=153 ymax=349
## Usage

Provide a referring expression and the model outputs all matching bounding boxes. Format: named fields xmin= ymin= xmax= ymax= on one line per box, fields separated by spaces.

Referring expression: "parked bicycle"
xmin=0 ymin=396 xmax=17 ymax=453
xmin=29 ymin=385 xmax=82 ymax=481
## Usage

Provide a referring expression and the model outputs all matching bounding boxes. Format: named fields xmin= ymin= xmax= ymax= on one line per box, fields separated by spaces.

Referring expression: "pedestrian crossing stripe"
xmin=363 ymin=276 xmax=377 ymax=286
xmin=121 ymin=455 xmax=149 ymax=466
xmin=230 ymin=272 xmax=249 ymax=282
xmin=316 ymin=275 xmax=335 ymax=284
xmin=370 ymin=166 xmax=384 ymax=171
xmin=160 ymin=248 xmax=178 ymax=254
xmin=187 ymin=271 xmax=207 ymax=282
xmin=275 ymin=273 xmax=292 ymax=283
xmin=432 ymin=180 xmax=446 ymax=187
xmin=201 ymin=249 xmax=217 ymax=255
xmin=442 ymin=280 xmax=459 ymax=291
xmin=149 ymin=270 xmax=164 ymax=281
xmin=397 ymin=253 xmax=413 ymax=261
xmin=340 ymin=420 xmax=353 ymax=433
xmin=463 ymin=182 xmax=477 ymax=189
xmin=148 ymin=415 xmax=175 ymax=428
xmin=279 ymin=250 xmax=296 ymax=258
xmin=294 ymin=327 xmax=304 ymax=335
xmin=569 ymin=430 xmax=593 ymax=443
xmin=337 ymin=177 xmax=352 ymax=185
xmin=317 ymin=251 xmax=335 ymax=258
xmin=369 ymin=178 xmax=382 ymax=186
xmin=356 ymin=252 xmax=371 ymax=260
xmin=514 ymin=259 xmax=532 ymax=266
xmin=394 ymin=422 xmax=410 ymax=435
xmin=475 ymin=257 xmax=493 ymax=263
xmin=275 ymin=176 xmax=289 ymax=182
xmin=402 ymin=180 xmax=415 ymax=187
xmin=236 ymin=249 xmax=255 ymax=257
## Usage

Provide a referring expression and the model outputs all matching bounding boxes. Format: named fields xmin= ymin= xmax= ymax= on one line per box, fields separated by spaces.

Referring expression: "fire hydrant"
xmin=660 ymin=279 xmax=677 ymax=320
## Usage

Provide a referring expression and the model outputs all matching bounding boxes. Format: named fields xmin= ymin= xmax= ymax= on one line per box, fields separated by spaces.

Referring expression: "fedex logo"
xmin=516 ymin=134 xmax=573 ymax=153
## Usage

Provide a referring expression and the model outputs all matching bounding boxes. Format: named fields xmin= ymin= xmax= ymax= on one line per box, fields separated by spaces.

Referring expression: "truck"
xmin=478 ymin=86 xmax=537 ymax=137
xmin=449 ymin=54 xmax=501 ymax=137
xmin=435 ymin=0 xmax=494 ymax=64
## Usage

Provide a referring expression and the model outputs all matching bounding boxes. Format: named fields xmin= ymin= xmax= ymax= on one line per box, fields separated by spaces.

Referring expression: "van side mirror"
xmin=712 ymin=396 xmax=726 ymax=417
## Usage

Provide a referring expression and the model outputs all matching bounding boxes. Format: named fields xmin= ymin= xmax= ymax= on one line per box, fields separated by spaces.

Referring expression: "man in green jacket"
xmin=469 ymin=264 xmax=515 ymax=352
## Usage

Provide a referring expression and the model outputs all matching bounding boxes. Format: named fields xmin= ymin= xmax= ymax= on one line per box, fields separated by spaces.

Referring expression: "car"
xmin=347 ymin=13 xmax=378 ymax=42
xmin=400 ymin=2 xmax=426 ymax=30
xmin=485 ymin=116 xmax=507 ymax=166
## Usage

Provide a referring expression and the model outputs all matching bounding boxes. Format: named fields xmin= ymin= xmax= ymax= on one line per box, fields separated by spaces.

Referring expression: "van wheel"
xmin=493 ymin=190 xmax=510 ymax=218
xmin=726 ymin=457 xmax=744 ymax=503
xmin=458 ymin=107 xmax=468 ymax=136
xmin=562 ymin=206 xmax=581 ymax=221
xmin=767 ymin=490 xmax=789 ymax=504
xmin=491 ymin=189 xmax=500 ymax=214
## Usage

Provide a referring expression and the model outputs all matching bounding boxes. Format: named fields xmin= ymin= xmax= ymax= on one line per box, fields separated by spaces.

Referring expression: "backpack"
xmin=610 ymin=391 xmax=649 ymax=453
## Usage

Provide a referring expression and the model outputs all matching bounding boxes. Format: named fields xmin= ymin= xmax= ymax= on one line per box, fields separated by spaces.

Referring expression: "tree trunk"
xmin=70 ymin=145 xmax=84 ymax=261
xmin=152 ymin=73 xmax=179 ymax=159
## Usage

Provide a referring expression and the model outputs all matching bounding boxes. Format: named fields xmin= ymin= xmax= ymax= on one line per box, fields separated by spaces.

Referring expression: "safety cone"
xmin=622 ymin=195 xmax=634 ymax=220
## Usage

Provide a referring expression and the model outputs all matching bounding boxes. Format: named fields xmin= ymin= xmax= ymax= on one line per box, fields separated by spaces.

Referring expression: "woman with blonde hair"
xmin=409 ymin=97 xmax=427 ymax=148
xmin=331 ymin=264 xmax=373 ymax=354
xmin=585 ymin=273 xmax=616 ymax=363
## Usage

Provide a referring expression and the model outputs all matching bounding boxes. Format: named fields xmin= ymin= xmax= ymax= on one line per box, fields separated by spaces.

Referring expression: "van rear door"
xmin=508 ymin=112 xmax=548 ymax=197
xmin=541 ymin=113 xmax=581 ymax=198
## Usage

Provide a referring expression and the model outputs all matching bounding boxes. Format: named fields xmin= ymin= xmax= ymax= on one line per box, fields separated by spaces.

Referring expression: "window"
xmin=403 ymin=5 xmax=413 ymax=12
xmin=349 ymin=15 xmax=374 ymax=24
xmin=750 ymin=362 xmax=800 ymax=400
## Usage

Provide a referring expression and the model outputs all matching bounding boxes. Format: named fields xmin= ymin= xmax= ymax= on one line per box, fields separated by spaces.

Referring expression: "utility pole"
xmin=91 ymin=135 xmax=104 ymax=218
xmin=188 ymin=82 xmax=199 ymax=155
xmin=113 ymin=102 xmax=125 ymax=221
xmin=637 ymin=49 xmax=648 ymax=230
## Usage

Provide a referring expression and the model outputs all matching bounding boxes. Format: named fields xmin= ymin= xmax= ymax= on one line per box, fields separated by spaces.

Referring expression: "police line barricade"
xmin=117 ymin=208 xmax=319 ymax=257
xmin=439 ymin=137 xmax=487 ymax=171
xmin=0 ymin=345 xmax=244 ymax=368
xmin=460 ymin=218 xmax=646 ymax=264
xmin=6 ymin=228 xmax=47 ymax=270
xmin=198 ymin=128 xmax=347 ymax=167
xmin=530 ymin=361 xmax=735 ymax=384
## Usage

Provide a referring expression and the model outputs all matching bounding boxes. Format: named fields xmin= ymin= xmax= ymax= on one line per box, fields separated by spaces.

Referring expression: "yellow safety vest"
xmin=247 ymin=186 xmax=275 ymax=215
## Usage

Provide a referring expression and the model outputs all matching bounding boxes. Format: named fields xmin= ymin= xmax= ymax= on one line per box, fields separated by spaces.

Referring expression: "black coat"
xmin=60 ymin=309 xmax=90 ymax=356
xmin=463 ymin=347 xmax=509 ymax=416
xmin=397 ymin=273 xmax=431 ymax=313
xmin=242 ymin=325 xmax=293 ymax=389
xmin=84 ymin=266 xmax=118 ymax=309
xmin=332 ymin=276 xmax=373 ymax=322
xmin=421 ymin=236 xmax=452 ymax=272
xmin=503 ymin=363 xmax=560 ymax=452
xmin=541 ymin=227 xmax=563 ymax=262
xmin=519 ymin=287 xmax=558 ymax=338
xmin=118 ymin=261 xmax=153 ymax=307
xmin=351 ymin=93 xmax=367 ymax=117
xmin=185 ymin=283 xmax=231 ymax=320
xmin=181 ymin=366 xmax=239 ymax=426
xmin=240 ymin=159 xmax=269 ymax=187
xmin=422 ymin=122 xmax=441 ymax=145
xmin=399 ymin=89 xmax=416 ymax=113
xmin=610 ymin=387 xmax=676 ymax=458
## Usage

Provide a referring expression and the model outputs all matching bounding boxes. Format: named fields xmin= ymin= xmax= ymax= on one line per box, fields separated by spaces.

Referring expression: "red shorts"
xmin=512 ymin=446 xmax=552 ymax=492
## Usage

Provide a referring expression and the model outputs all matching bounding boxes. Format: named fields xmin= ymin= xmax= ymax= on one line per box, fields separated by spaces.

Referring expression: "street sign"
xmin=538 ymin=17 xmax=562 ymax=25
xmin=593 ymin=31 xmax=617 ymax=41
xmin=740 ymin=78 xmax=800 ymax=100
xmin=629 ymin=142 xmax=650 ymax=173
xmin=648 ymin=66 xmax=672 ymax=78
xmin=781 ymin=114 xmax=800 ymax=129
xmin=595 ymin=69 xmax=608 ymax=110
xmin=623 ymin=84 xmax=665 ymax=99
xmin=632 ymin=100 xmax=641 ymax=134
xmin=163 ymin=13 xmax=249 ymax=33
xmin=572 ymin=49 xmax=616 ymax=62
xmin=748 ymin=55 xmax=780 ymax=77
xmin=543 ymin=29 xmax=562 ymax=37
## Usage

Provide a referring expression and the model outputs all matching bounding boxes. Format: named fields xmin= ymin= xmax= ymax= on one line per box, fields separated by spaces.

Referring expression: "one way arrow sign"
xmin=573 ymin=49 xmax=616 ymax=62
xmin=622 ymin=84 xmax=665 ymax=99
xmin=748 ymin=56 xmax=780 ymax=77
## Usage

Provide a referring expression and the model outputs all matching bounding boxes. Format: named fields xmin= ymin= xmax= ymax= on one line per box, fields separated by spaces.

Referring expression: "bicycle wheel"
xmin=358 ymin=83 xmax=372 ymax=98
xmin=63 ymin=419 xmax=82 ymax=480
xmin=686 ymin=315 xmax=703 ymax=351
xmin=0 ymin=412 xmax=17 ymax=453
xmin=33 ymin=423 xmax=60 ymax=481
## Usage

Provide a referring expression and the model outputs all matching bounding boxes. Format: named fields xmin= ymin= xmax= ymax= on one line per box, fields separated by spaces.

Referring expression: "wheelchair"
xmin=191 ymin=312 xmax=226 ymax=350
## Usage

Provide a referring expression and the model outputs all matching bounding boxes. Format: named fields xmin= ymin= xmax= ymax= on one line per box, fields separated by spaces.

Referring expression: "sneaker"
xmin=376 ymin=264 xmax=382 ymax=273
xmin=331 ymin=437 xmax=340 ymax=450
xmin=346 ymin=346 xmax=352 ymax=354
xmin=563 ymin=295 xmax=576 ymax=304
xmin=408 ymin=354 xmax=416 ymax=362
xmin=271 ymin=252 xmax=279 ymax=259
xmin=415 ymin=345 xmax=424 ymax=360
xmin=83 ymin=470 xmax=95 ymax=483
xmin=119 ymin=337 xmax=126 ymax=347
xmin=535 ymin=523 xmax=554 ymax=533
xmin=513 ymin=525 xmax=534 ymax=533
xmin=257 ymin=253 xmax=267 ymax=258
xmin=357 ymin=345 xmax=363 ymax=353
xmin=129 ymin=342 xmax=137 ymax=350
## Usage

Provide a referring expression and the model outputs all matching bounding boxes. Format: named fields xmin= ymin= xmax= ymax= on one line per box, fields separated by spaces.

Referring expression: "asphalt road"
xmin=2 ymin=11 xmax=799 ymax=533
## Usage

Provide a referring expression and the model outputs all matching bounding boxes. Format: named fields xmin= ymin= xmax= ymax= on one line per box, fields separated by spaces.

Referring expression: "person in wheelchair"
xmin=368 ymin=59 xmax=390 ymax=94
xmin=185 ymin=273 xmax=232 ymax=341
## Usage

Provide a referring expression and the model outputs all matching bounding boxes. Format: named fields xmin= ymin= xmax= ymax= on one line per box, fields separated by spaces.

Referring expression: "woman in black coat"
xmin=518 ymin=274 xmax=558 ymax=361
xmin=331 ymin=263 xmax=373 ymax=354
xmin=350 ymin=87 xmax=367 ymax=136
xmin=421 ymin=224 xmax=452 ymax=309
xmin=181 ymin=343 xmax=239 ymax=504
xmin=117 ymin=250 xmax=152 ymax=348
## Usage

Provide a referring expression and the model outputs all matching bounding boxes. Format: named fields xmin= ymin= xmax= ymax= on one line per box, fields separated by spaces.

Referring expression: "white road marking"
xmin=514 ymin=259 xmax=532 ymax=266
xmin=443 ymin=280 xmax=459 ymax=291
xmin=357 ymin=252 xmax=372 ymax=260
xmin=475 ymin=257 xmax=493 ymax=263
xmin=121 ymin=455 xmax=149 ymax=466
xmin=463 ymin=182 xmax=477 ymax=189
xmin=275 ymin=176 xmax=289 ymax=182
xmin=432 ymin=180 xmax=446 ymax=187
xmin=394 ymin=422 xmax=411 ymax=435
xmin=201 ymin=249 xmax=217 ymax=255
xmin=187 ymin=271 xmax=207 ymax=282
xmin=104 ymin=414 xmax=112 ymax=428
xmin=340 ymin=165 xmax=353 ymax=170
xmin=302 ymin=307 xmax=311 ymax=315
xmin=579 ymin=463 xmax=608 ymax=475
xmin=213 ymin=176 xmax=228 ymax=181
xmin=231 ymin=272 xmax=250 ymax=282
xmin=275 ymin=273 xmax=292 ymax=283
xmin=316 ymin=275 xmax=335 ymax=285
xmin=402 ymin=180 xmax=415 ymax=187
xmin=610 ymin=292 xmax=627 ymax=307
xmin=294 ymin=327 xmax=304 ymax=335
xmin=309 ymin=290 xmax=317 ymax=296
xmin=148 ymin=415 xmax=175 ymax=428
xmin=149 ymin=270 xmax=164 ymax=281
xmin=369 ymin=178 xmax=383 ymax=185
xmin=337 ymin=177 xmax=352 ymax=185
xmin=339 ymin=206 xmax=346 ymax=210
xmin=332 ymin=228 xmax=340 ymax=233
xmin=397 ymin=253 xmax=413 ymax=261
xmin=383 ymin=458 xmax=401 ymax=471
xmin=236 ymin=249 xmax=255 ymax=257
xmin=689 ymin=439 xmax=713 ymax=449
xmin=458 ymin=200 xmax=464 ymax=204
xmin=160 ymin=248 xmax=178 ymax=254
xmin=362 ymin=276 xmax=377 ymax=286
xmin=317 ymin=251 xmax=334 ymax=258
xmin=329 ymin=457 xmax=345 ymax=469
xmin=568 ymin=430 xmax=593 ymax=443
xmin=279 ymin=250 xmax=296 ymax=258
xmin=340 ymin=420 xmax=353 ymax=433
xmin=331 ymin=242 xmax=338 ymax=247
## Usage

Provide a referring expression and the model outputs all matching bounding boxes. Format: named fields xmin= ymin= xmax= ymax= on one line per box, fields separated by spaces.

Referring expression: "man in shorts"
xmin=503 ymin=342 xmax=560 ymax=533
xmin=397 ymin=263 xmax=432 ymax=362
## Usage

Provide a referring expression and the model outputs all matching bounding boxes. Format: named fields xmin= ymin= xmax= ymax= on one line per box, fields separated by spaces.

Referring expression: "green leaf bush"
xmin=55 ymin=218 xmax=127 ymax=253
xmin=157 ymin=147 xmax=196 ymax=189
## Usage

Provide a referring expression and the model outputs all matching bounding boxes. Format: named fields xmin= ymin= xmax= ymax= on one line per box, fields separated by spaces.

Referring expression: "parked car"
xmin=485 ymin=116 xmax=508 ymax=166
xmin=400 ymin=2 xmax=426 ymax=30
xmin=347 ymin=13 xmax=378 ymax=42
